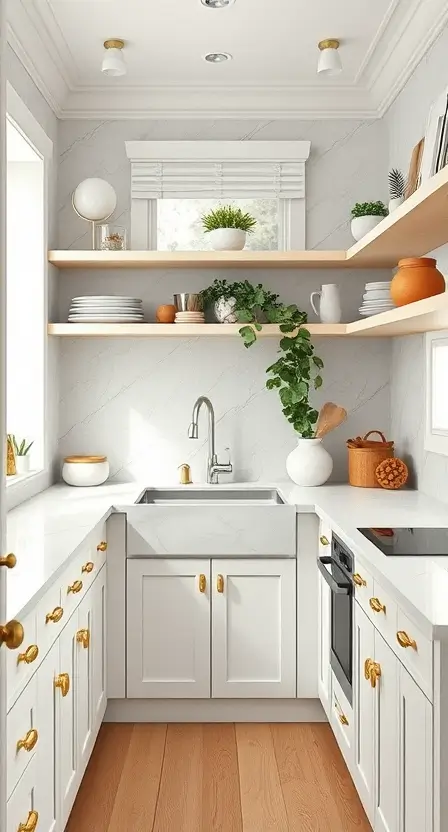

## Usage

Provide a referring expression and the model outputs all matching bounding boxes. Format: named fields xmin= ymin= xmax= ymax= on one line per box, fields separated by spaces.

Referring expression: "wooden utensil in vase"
xmin=315 ymin=402 xmax=347 ymax=438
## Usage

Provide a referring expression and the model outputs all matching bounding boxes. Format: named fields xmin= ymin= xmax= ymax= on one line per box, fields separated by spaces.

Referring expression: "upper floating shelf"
xmin=48 ymin=249 xmax=348 ymax=269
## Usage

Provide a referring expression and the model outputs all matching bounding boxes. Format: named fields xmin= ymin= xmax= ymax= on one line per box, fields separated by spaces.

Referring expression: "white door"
xmin=36 ymin=642 xmax=58 ymax=832
xmin=353 ymin=603 xmax=375 ymax=824
xmin=76 ymin=590 xmax=93 ymax=771
xmin=212 ymin=559 xmax=296 ymax=698
xmin=91 ymin=567 xmax=107 ymax=725
xmin=317 ymin=569 xmax=331 ymax=716
xmin=127 ymin=559 xmax=211 ymax=698
xmin=399 ymin=664 xmax=433 ymax=832
xmin=374 ymin=630 xmax=399 ymax=832
xmin=56 ymin=611 xmax=79 ymax=828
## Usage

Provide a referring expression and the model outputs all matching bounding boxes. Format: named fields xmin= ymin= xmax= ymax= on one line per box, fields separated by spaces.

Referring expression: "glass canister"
xmin=95 ymin=224 xmax=127 ymax=251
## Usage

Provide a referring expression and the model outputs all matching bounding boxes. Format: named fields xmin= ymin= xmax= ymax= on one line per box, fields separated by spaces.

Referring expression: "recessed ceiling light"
xmin=204 ymin=52 xmax=232 ymax=63
xmin=201 ymin=0 xmax=235 ymax=7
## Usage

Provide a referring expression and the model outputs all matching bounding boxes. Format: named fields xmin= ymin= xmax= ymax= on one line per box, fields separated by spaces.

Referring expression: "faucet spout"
xmin=187 ymin=396 xmax=231 ymax=485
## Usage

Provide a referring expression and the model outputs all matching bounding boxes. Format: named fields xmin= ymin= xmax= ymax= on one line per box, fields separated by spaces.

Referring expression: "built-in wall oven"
xmin=317 ymin=533 xmax=354 ymax=704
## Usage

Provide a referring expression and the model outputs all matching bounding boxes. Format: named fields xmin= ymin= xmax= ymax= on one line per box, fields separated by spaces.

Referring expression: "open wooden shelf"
xmin=47 ymin=294 xmax=448 ymax=338
xmin=48 ymin=250 xmax=349 ymax=269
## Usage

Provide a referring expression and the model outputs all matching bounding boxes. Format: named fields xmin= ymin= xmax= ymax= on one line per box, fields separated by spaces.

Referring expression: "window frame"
xmin=425 ymin=330 xmax=448 ymax=456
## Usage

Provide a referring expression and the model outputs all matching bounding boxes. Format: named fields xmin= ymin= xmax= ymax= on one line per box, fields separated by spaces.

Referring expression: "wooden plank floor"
xmin=66 ymin=723 xmax=371 ymax=832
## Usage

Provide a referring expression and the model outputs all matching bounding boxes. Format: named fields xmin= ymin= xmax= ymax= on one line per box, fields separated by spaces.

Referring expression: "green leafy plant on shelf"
xmin=388 ymin=169 xmax=406 ymax=199
xmin=9 ymin=435 xmax=34 ymax=456
xmin=200 ymin=278 xmax=323 ymax=437
xmin=351 ymin=201 xmax=388 ymax=218
xmin=201 ymin=205 xmax=257 ymax=233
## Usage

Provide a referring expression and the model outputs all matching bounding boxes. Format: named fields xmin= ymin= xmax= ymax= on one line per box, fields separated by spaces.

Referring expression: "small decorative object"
xmin=72 ymin=178 xmax=117 ymax=249
xmin=388 ymin=169 xmax=406 ymax=212
xmin=96 ymin=224 xmax=127 ymax=251
xmin=375 ymin=458 xmax=409 ymax=490
xmin=347 ymin=431 xmax=394 ymax=488
xmin=286 ymin=438 xmax=333 ymax=487
xmin=156 ymin=304 xmax=177 ymax=323
xmin=10 ymin=436 xmax=34 ymax=475
xmin=6 ymin=435 xmax=16 ymax=476
xmin=310 ymin=284 xmax=342 ymax=323
xmin=350 ymin=201 xmax=388 ymax=241
xmin=178 ymin=463 xmax=192 ymax=485
xmin=201 ymin=205 xmax=257 ymax=251
xmin=420 ymin=87 xmax=448 ymax=182
xmin=390 ymin=257 xmax=445 ymax=307
xmin=405 ymin=138 xmax=425 ymax=198
xmin=62 ymin=455 xmax=110 ymax=487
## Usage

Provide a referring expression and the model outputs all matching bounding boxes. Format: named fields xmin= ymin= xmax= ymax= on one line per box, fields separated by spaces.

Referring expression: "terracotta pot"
xmin=390 ymin=257 xmax=446 ymax=307
xmin=156 ymin=304 xmax=176 ymax=323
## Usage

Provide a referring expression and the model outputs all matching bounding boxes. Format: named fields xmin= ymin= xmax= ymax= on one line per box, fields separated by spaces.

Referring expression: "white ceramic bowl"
xmin=62 ymin=455 xmax=109 ymax=487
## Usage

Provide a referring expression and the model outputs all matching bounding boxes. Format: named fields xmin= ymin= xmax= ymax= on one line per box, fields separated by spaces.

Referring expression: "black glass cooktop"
xmin=358 ymin=527 xmax=448 ymax=556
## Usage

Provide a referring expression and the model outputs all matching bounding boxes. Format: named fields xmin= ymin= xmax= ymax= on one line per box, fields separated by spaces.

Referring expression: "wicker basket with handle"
xmin=347 ymin=431 xmax=394 ymax=488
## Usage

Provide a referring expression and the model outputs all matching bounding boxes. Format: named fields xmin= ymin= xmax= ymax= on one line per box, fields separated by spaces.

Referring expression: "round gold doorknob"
xmin=17 ymin=644 xmax=39 ymax=665
xmin=17 ymin=728 xmax=39 ymax=753
xmin=18 ymin=810 xmax=39 ymax=831
xmin=82 ymin=562 xmax=94 ymax=574
xmin=67 ymin=579 xmax=83 ymax=595
xmin=46 ymin=607 xmax=64 ymax=624
xmin=369 ymin=597 xmax=386 ymax=614
xmin=0 ymin=619 xmax=24 ymax=650
xmin=54 ymin=672 xmax=70 ymax=697
xmin=0 ymin=552 xmax=16 ymax=568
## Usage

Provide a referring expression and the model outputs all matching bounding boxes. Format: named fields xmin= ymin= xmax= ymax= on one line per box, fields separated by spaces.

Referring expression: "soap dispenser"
xmin=178 ymin=463 xmax=192 ymax=485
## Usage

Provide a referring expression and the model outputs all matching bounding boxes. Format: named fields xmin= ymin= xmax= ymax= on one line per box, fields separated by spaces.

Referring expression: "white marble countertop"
xmin=5 ymin=481 xmax=448 ymax=637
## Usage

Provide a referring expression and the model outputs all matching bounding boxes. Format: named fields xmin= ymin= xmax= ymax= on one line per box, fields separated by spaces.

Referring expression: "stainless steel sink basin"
xmin=135 ymin=487 xmax=285 ymax=505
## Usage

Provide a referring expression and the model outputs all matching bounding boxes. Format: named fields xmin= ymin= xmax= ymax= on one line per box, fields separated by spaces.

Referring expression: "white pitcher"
xmin=310 ymin=283 xmax=342 ymax=323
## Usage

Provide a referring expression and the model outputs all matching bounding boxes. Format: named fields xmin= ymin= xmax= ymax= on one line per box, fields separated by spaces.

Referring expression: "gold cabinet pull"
xmin=82 ymin=562 xmax=94 ymax=574
xmin=17 ymin=645 xmax=39 ymax=665
xmin=0 ymin=619 xmax=24 ymax=650
xmin=45 ymin=607 xmax=63 ymax=625
xmin=198 ymin=574 xmax=206 ymax=593
xmin=353 ymin=573 xmax=367 ymax=587
xmin=338 ymin=713 xmax=349 ymax=726
xmin=397 ymin=630 xmax=417 ymax=650
xmin=54 ymin=672 xmax=70 ymax=697
xmin=369 ymin=597 xmax=386 ymax=614
xmin=217 ymin=574 xmax=224 ymax=593
xmin=17 ymin=728 xmax=39 ymax=753
xmin=97 ymin=541 xmax=107 ymax=552
xmin=364 ymin=658 xmax=381 ymax=688
xmin=67 ymin=580 xmax=83 ymax=595
xmin=0 ymin=552 xmax=16 ymax=568
xmin=320 ymin=535 xmax=330 ymax=546
xmin=18 ymin=810 xmax=39 ymax=831
xmin=76 ymin=628 xmax=90 ymax=649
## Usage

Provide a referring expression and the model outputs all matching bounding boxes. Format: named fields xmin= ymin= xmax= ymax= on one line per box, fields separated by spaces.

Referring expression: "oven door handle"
xmin=317 ymin=556 xmax=351 ymax=594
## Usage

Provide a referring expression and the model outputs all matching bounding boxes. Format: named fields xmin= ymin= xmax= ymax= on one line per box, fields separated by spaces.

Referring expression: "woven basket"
xmin=348 ymin=431 xmax=394 ymax=488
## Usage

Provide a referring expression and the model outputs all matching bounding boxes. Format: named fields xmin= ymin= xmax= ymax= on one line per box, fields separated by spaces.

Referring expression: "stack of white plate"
xmin=359 ymin=282 xmax=395 ymax=317
xmin=68 ymin=296 xmax=144 ymax=323
xmin=174 ymin=311 xmax=205 ymax=324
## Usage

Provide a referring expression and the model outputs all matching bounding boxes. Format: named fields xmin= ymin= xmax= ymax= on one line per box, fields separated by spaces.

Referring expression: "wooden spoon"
xmin=315 ymin=402 xmax=347 ymax=438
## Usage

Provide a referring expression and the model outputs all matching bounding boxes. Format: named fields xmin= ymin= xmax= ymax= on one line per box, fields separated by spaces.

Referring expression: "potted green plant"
xmin=10 ymin=435 xmax=33 ymax=475
xmin=350 ymin=201 xmax=388 ymax=241
xmin=201 ymin=204 xmax=257 ymax=251
xmin=388 ymin=168 xmax=406 ymax=213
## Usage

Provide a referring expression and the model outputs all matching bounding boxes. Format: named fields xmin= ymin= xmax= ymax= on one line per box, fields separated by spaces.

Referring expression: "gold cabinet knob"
xmin=397 ymin=630 xmax=417 ymax=650
xmin=76 ymin=628 xmax=90 ymax=649
xmin=0 ymin=552 xmax=16 ymax=568
xmin=17 ymin=728 xmax=39 ymax=753
xmin=198 ymin=574 xmax=206 ymax=593
xmin=353 ymin=573 xmax=367 ymax=587
xmin=364 ymin=658 xmax=381 ymax=688
xmin=0 ymin=619 xmax=24 ymax=650
xmin=217 ymin=574 xmax=224 ymax=593
xmin=67 ymin=580 xmax=83 ymax=595
xmin=369 ymin=597 xmax=386 ymax=614
xmin=338 ymin=713 xmax=349 ymax=726
xmin=81 ymin=562 xmax=94 ymax=574
xmin=18 ymin=810 xmax=39 ymax=831
xmin=97 ymin=541 xmax=107 ymax=552
xmin=319 ymin=535 xmax=330 ymax=546
xmin=17 ymin=644 xmax=39 ymax=665
xmin=54 ymin=672 xmax=70 ymax=697
xmin=45 ymin=607 xmax=64 ymax=625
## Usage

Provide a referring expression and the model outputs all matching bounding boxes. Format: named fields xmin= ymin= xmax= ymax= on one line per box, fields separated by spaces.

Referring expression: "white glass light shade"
xmin=72 ymin=178 xmax=117 ymax=222
xmin=317 ymin=44 xmax=342 ymax=76
xmin=102 ymin=46 xmax=126 ymax=77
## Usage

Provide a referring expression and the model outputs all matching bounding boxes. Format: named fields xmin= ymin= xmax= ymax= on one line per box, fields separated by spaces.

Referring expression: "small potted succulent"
xmin=350 ymin=201 xmax=388 ymax=241
xmin=388 ymin=168 xmax=406 ymax=213
xmin=10 ymin=435 xmax=33 ymax=475
xmin=201 ymin=204 xmax=257 ymax=251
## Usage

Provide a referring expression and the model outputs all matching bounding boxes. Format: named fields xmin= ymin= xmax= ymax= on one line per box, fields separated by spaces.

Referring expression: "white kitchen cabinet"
xmin=374 ymin=628 xmax=399 ymax=832
xmin=399 ymin=662 xmax=433 ymax=832
xmin=35 ymin=642 xmax=58 ymax=832
xmin=6 ymin=754 xmax=39 ymax=832
xmin=317 ymin=568 xmax=331 ymax=716
xmin=56 ymin=610 xmax=78 ymax=829
xmin=211 ymin=559 xmax=296 ymax=698
xmin=91 ymin=565 xmax=107 ymax=725
xmin=77 ymin=587 xmax=94 ymax=772
xmin=127 ymin=559 xmax=211 ymax=698
xmin=354 ymin=603 xmax=376 ymax=824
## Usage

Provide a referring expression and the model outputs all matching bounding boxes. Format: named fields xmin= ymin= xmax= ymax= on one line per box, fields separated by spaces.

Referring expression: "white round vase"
xmin=286 ymin=438 xmax=333 ymax=486
xmin=208 ymin=228 xmax=246 ymax=251
xmin=388 ymin=196 xmax=404 ymax=213
xmin=62 ymin=455 xmax=109 ymax=487
xmin=350 ymin=215 xmax=384 ymax=242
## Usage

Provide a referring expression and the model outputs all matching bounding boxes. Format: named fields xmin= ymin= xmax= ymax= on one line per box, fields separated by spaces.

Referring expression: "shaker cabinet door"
xmin=353 ymin=603 xmax=375 ymax=825
xmin=374 ymin=630 xmax=399 ymax=832
xmin=56 ymin=612 xmax=79 ymax=829
xmin=317 ymin=569 xmax=332 ymax=716
xmin=399 ymin=664 xmax=433 ymax=832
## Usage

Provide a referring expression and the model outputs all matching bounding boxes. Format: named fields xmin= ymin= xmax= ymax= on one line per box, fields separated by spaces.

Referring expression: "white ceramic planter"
xmin=214 ymin=296 xmax=238 ymax=323
xmin=208 ymin=228 xmax=246 ymax=251
xmin=62 ymin=455 xmax=109 ymax=487
xmin=351 ymin=215 xmax=384 ymax=242
xmin=286 ymin=437 xmax=333 ymax=486
xmin=388 ymin=196 xmax=404 ymax=213
xmin=15 ymin=455 xmax=31 ymax=475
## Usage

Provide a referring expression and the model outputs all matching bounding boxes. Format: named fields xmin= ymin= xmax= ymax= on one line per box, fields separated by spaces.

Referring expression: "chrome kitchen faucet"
xmin=188 ymin=396 xmax=232 ymax=484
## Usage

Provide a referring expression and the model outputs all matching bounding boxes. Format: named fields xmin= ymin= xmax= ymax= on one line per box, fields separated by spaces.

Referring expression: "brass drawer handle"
xmin=76 ymin=628 xmax=90 ymax=649
xmin=54 ymin=672 xmax=70 ymax=697
xmin=333 ymin=695 xmax=349 ymax=726
xmin=17 ymin=728 xmax=39 ymax=753
xmin=353 ymin=573 xmax=367 ymax=587
xmin=46 ymin=607 xmax=63 ymax=625
xmin=320 ymin=535 xmax=330 ymax=546
xmin=217 ymin=574 xmax=224 ymax=593
xmin=0 ymin=619 xmax=24 ymax=649
xmin=0 ymin=552 xmax=16 ymax=568
xmin=198 ymin=574 xmax=206 ymax=593
xmin=369 ymin=597 xmax=386 ymax=614
xmin=18 ymin=810 xmax=39 ymax=831
xmin=82 ymin=562 xmax=94 ymax=574
xmin=397 ymin=630 xmax=417 ymax=650
xmin=67 ymin=580 xmax=83 ymax=595
xmin=364 ymin=658 xmax=381 ymax=688
xmin=97 ymin=541 xmax=107 ymax=552
xmin=17 ymin=645 xmax=39 ymax=665
xmin=338 ymin=712 xmax=349 ymax=726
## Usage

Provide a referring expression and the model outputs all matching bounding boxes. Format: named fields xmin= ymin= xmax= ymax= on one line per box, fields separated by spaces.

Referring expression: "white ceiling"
xmin=6 ymin=0 xmax=448 ymax=118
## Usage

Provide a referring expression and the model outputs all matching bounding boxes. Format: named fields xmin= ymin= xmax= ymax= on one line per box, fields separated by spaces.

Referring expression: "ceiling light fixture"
xmin=102 ymin=39 xmax=126 ymax=77
xmin=201 ymin=0 xmax=235 ymax=7
xmin=317 ymin=39 xmax=342 ymax=76
xmin=204 ymin=52 xmax=232 ymax=63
